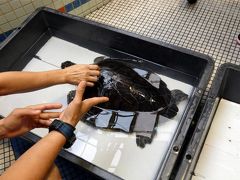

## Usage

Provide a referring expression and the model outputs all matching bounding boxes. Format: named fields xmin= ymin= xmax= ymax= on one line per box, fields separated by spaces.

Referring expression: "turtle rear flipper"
xmin=171 ymin=89 xmax=188 ymax=104
xmin=161 ymin=89 xmax=188 ymax=118
xmin=161 ymin=103 xmax=178 ymax=118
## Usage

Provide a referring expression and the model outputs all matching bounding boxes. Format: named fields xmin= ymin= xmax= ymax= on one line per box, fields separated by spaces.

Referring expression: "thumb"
xmin=84 ymin=97 xmax=109 ymax=109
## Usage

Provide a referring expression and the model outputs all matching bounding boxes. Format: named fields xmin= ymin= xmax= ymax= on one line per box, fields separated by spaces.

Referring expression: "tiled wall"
xmin=0 ymin=0 xmax=110 ymax=42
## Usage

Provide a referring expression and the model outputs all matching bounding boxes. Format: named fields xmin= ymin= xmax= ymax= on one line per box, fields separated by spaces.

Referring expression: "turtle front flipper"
xmin=61 ymin=61 xmax=76 ymax=69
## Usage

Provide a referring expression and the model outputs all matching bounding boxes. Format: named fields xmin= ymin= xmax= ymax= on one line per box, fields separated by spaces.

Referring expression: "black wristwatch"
xmin=49 ymin=119 xmax=76 ymax=148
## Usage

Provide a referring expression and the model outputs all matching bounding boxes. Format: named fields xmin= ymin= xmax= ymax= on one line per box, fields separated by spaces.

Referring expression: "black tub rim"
xmin=176 ymin=62 xmax=240 ymax=180
xmin=0 ymin=7 xmax=215 ymax=180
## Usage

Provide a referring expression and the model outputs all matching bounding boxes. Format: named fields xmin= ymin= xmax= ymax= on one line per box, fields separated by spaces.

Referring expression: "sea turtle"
xmin=62 ymin=57 xmax=188 ymax=148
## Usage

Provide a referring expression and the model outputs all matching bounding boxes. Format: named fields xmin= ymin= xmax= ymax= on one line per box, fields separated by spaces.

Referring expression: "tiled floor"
xmin=0 ymin=0 xmax=240 ymax=177
xmin=86 ymin=0 xmax=240 ymax=99
xmin=0 ymin=139 xmax=15 ymax=174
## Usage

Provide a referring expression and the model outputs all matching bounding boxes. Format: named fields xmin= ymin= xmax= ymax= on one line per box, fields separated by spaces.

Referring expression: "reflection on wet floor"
xmin=65 ymin=57 xmax=188 ymax=148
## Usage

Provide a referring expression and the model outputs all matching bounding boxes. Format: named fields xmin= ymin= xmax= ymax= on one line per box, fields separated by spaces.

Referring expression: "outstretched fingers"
xmin=26 ymin=103 xmax=62 ymax=111
xmin=39 ymin=112 xmax=61 ymax=120
xmin=89 ymin=70 xmax=100 ymax=76
xmin=36 ymin=111 xmax=61 ymax=128
xmin=88 ymin=64 xmax=100 ymax=70
xmin=87 ymin=76 xmax=98 ymax=82
xmin=13 ymin=108 xmax=41 ymax=118
xmin=38 ymin=119 xmax=52 ymax=127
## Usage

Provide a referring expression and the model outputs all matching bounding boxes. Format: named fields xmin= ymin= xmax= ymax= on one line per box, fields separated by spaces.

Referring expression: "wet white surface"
xmin=0 ymin=58 xmax=74 ymax=115
xmin=193 ymin=99 xmax=240 ymax=180
xmin=36 ymin=37 xmax=102 ymax=66
xmin=0 ymin=37 xmax=194 ymax=180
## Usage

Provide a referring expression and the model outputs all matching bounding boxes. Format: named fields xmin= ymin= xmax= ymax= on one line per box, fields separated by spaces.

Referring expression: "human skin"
xmin=0 ymin=103 xmax=62 ymax=139
xmin=0 ymin=64 xmax=102 ymax=179
xmin=0 ymin=64 xmax=100 ymax=95
xmin=1 ymin=81 xmax=109 ymax=180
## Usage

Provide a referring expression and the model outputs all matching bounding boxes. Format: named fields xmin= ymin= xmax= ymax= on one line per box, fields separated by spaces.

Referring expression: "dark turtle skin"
xmin=62 ymin=57 xmax=188 ymax=148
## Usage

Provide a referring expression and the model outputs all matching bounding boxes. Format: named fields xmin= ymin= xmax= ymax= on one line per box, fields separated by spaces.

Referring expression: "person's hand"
xmin=60 ymin=81 xmax=109 ymax=126
xmin=1 ymin=103 xmax=62 ymax=138
xmin=63 ymin=64 xmax=100 ymax=86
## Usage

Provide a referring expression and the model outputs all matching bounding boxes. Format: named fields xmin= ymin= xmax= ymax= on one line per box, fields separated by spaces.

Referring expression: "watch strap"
xmin=49 ymin=119 xmax=76 ymax=148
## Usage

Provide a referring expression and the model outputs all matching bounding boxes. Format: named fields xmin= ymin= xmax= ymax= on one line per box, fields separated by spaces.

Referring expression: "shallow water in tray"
xmin=0 ymin=37 xmax=194 ymax=180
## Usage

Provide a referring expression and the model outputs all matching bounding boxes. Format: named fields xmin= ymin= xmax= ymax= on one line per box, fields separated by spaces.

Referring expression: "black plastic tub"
xmin=176 ymin=63 xmax=240 ymax=179
xmin=0 ymin=7 xmax=213 ymax=180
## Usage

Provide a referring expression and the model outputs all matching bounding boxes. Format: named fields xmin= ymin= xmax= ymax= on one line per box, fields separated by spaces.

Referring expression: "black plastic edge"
xmin=41 ymin=7 xmax=214 ymax=83
xmin=159 ymin=89 xmax=202 ymax=179
xmin=0 ymin=7 xmax=215 ymax=180
xmin=209 ymin=63 xmax=240 ymax=100
xmin=0 ymin=8 xmax=50 ymax=71
xmin=0 ymin=6 xmax=215 ymax=75
xmin=39 ymin=11 xmax=215 ymax=178
xmin=0 ymin=8 xmax=42 ymax=49
xmin=176 ymin=63 xmax=240 ymax=179
xmin=175 ymin=97 xmax=219 ymax=179
xmin=41 ymin=7 xmax=213 ymax=64
xmin=159 ymin=60 xmax=213 ymax=179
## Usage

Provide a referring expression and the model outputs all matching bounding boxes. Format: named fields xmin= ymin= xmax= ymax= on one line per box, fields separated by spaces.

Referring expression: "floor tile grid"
xmin=0 ymin=139 xmax=15 ymax=174
xmin=86 ymin=0 xmax=240 ymax=100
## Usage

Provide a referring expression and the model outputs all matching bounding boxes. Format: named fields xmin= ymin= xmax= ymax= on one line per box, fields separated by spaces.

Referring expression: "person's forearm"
xmin=1 ymin=131 xmax=66 ymax=179
xmin=0 ymin=70 xmax=66 ymax=95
